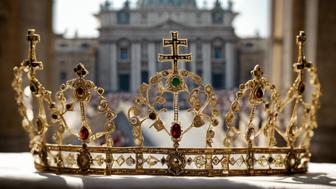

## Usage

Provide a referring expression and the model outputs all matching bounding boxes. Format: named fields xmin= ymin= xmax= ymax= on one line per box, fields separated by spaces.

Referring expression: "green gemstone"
xmin=171 ymin=76 xmax=180 ymax=87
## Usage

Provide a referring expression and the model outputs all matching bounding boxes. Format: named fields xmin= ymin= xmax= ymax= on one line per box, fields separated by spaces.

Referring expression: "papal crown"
xmin=12 ymin=29 xmax=320 ymax=176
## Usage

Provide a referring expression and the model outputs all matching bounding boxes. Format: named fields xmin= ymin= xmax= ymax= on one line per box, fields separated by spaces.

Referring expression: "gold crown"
xmin=12 ymin=29 xmax=320 ymax=176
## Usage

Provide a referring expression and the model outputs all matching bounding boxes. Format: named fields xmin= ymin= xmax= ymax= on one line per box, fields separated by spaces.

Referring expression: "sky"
xmin=54 ymin=0 xmax=270 ymax=38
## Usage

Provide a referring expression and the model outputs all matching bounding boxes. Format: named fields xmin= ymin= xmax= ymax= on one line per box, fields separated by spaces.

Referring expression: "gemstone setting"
xmin=171 ymin=76 xmax=181 ymax=88
xmin=193 ymin=115 xmax=205 ymax=128
xmin=171 ymin=123 xmax=181 ymax=139
xmin=79 ymin=126 xmax=89 ymax=141
xmin=35 ymin=117 xmax=43 ymax=134
xmin=255 ymin=87 xmax=264 ymax=99
xmin=29 ymin=81 xmax=39 ymax=93
xmin=166 ymin=151 xmax=186 ymax=175
xmin=149 ymin=112 xmax=156 ymax=120
xmin=77 ymin=145 xmax=92 ymax=171
xmin=298 ymin=81 xmax=305 ymax=94
xmin=76 ymin=87 xmax=85 ymax=99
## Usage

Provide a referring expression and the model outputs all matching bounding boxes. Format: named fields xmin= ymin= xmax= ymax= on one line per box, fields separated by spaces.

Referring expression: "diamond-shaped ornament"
xmin=212 ymin=156 xmax=221 ymax=165
xmin=126 ymin=156 xmax=135 ymax=166
xmin=116 ymin=155 xmax=125 ymax=166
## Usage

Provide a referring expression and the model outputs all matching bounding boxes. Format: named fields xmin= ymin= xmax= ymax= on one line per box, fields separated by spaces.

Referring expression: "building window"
xmin=119 ymin=74 xmax=130 ymax=91
xmin=81 ymin=43 xmax=90 ymax=49
xmin=117 ymin=11 xmax=130 ymax=24
xmin=212 ymin=12 xmax=223 ymax=24
xmin=212 ymin=73 xmax=223 ymax=89
xmin=141 ymin=71 xmax=148 ymax=83
xmin=120 ymin=47 xmax=129 ymax=60
xmin=245 ymin=42 xmax=254 ymax=48
xmin=214 ymin=47 xmax=224 ymax=59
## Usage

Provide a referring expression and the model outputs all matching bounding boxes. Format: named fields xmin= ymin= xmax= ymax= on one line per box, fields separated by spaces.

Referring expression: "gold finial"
xmin=158 ymin=31 xmax=192 ymax=73
xmin=251 ymin=64 xmax=263 ymax=79
xmin=23 ymin=29 xmax=43 ymax=71
xmin=74 ymin=63 xmax=89 ymax=78
xmin=294 ymin=31 xmax=312 ymax=72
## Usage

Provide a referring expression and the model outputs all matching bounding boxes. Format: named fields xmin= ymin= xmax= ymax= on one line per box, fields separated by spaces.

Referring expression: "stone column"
xmin=110 ymin=43 xmax=118 ymax=91
xmin=282 ymin=0 xmax=294 ymax=93
xmin=148 ymin=42 xmax=156 ymax=78
xmin=131 ymin=42 xmax=141 ymax=92
xmin=0 ymin=0 xmax=53 ymax=151
xmin=190 ymin=43 xmax=197 ymax=73
xmin=225 ymin=42 xmax=235 ymax=89
xmin=202 ymin=43 xmax=211 ymax=84
xmin=98 ymin=43 xmax=111 ymax=90
xmin=305 ymin=0 xmax=318 ymax=65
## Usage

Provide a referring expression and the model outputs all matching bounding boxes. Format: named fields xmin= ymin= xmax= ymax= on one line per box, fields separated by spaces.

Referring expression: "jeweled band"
xmin=34 ymin=145 xmax=308 ymax=176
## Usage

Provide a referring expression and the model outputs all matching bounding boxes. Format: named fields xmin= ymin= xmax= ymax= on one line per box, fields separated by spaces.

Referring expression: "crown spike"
xmin=158 ymin=31 xmax=192 ymax=74
xmin=294 ymin=31 xmax=312 ymax=73
xmin=74 ymin=63 xmax=89 ymax=78
xmin=23 ymin=29 xmax=43 ymax=72
xmin=251 ymin=64 xmax=263 ymax=79
xmin=27 ymin=29 xmax=40 ymax=61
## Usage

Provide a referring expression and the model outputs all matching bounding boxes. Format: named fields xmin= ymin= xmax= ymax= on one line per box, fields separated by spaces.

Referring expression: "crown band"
xmin=34 ymin=144 xmax=307 ymax=176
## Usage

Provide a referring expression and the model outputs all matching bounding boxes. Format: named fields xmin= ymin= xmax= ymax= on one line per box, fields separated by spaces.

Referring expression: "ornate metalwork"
xmin=12 ymin=30 xmax=320 ymax=176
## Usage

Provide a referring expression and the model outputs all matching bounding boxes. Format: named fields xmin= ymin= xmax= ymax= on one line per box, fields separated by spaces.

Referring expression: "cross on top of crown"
xmin=251 ymin=65 xmax=263 ymax=79
xmin=74 ymin=63 xmax=89 ymax=78
xmin=294 ymin=31 xmax=312 ymax=72
xmin=158 ymin=31 xmax=192 ymax=73
xmin=23 ymin=29 xmax=43 ymax=71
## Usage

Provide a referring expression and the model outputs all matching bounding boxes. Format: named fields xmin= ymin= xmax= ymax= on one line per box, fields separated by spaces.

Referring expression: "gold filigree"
xmin=224 ymin=64 xmax=281 ymax=149
xmin=65 ymin=153 xmax=76 ymax=167
xmin=94 ymin=155 xmax=105 ymax=166
xmin=128 ymin=31 xmax=219 ymax=149
xmin=12 ymin=30 xmax=320 ymax=176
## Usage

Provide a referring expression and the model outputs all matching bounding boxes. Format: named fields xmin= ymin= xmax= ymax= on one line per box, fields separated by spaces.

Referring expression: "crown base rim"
xmin=32 ymin=144 xmax=309 ymax=176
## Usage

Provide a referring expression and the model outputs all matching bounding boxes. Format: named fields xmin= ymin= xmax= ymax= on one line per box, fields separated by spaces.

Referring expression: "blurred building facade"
xmin=270 ymin=0 xmax=336 ymax=162
xmin=53 ymin=0 xmax=268 ymax=93
xmin=0 ymin=0 xmax=53 ymax=151
xmin=238 ymin=36 xmax=268 ymax=83
xmin=96 ymin=0 xmax=240 ymax=92
xmin=54 ymin=34 xmax=97 ymax=85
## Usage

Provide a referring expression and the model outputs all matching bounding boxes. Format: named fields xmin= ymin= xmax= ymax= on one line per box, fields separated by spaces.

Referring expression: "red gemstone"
xmin=298 ymin=82 xmax=305 ymax=94
xmin=149 ymin=112 xmax=156 ymax=120
xmin=76 ymin=87 xmax=85 ymax=96
xmin=255 ymin=87 xmax=263 ymax=99
xmin=79 ymin=126 xmax=89 ymax=140
xmin=171 ymin=123 xmax=181 ymax=139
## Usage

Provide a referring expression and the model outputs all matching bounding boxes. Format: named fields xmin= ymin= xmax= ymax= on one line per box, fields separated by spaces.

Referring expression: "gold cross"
xmin=293 ymin=31 xmax=312 ymax=72
xmin=74 ymin=63 xmax=89 ymax=78
xmin=158 ymin=31 xmax=192 ymax=73
xmin=23 ymin=29 xmax=43 ymax=71
xmin=251 ymin=65 xmax=263 ymax=79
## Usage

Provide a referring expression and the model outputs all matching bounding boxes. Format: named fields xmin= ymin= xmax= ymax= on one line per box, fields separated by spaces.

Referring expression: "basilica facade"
xmin=96 ymin=0 xmax=239 ymax=92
